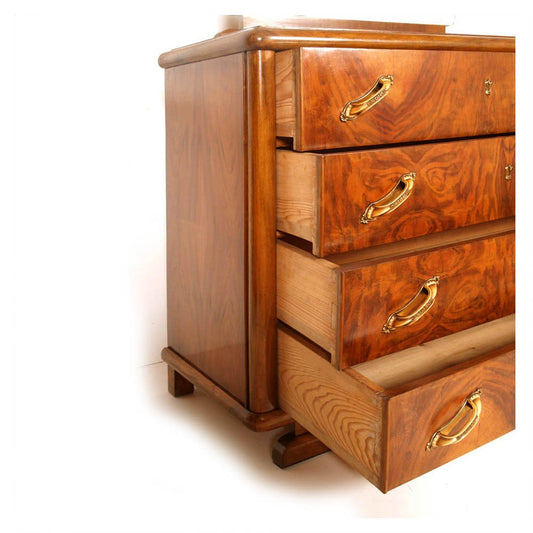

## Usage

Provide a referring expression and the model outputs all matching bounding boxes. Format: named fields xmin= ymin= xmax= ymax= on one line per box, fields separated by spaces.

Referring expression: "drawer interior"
xmin=351 ymin=314 xmax=515 ymax=391
xmin=278 ymin=316 xmax=515 ymax=492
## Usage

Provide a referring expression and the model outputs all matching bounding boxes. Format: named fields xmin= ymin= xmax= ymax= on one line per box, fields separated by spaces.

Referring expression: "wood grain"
xmin=278 ymin=48 xmax=515 ymax=150
xmin=351 ymin=315 xmax=514 ymax=390
xmin=159 ymin=28 xmax=514 ymax=69
xmin=246 ymin=50 xmax=278 ymax=413
xmin=278 ymin=323 xmax=515 ymax=492
xmin=162 ymin=347 xmax=293 ymax=431
xmin=277 ymin=241 xmax=338 ymax=356
xmin=340 ymin=231 xmax=515 ymax=367
xmin=272 ymin=429 xmax=330 ymax=468
xmin=385 ymin=348 xmax=515 ymax=491
xmin=277 ymin=136 xmax=515 ymax=256
xmin=277 ymin=224 xmax=515 ymax=367
xmin=276 ymin=150 xmax=320 ymax=244
xmin=277 ymin=326 xmax=384 ymax=487
xmin=274 ymin=51 xmax=297 ymax=138
xmin=165 ymin=54 xmax=248 ymax=404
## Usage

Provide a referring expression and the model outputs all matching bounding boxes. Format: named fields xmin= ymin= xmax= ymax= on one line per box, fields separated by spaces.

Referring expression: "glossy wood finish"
xmin=161 ymin=20 xmax=515 ymax=487
xmin=246 ymin=51 xmax=278 ymax=413
xmin=276 ymin=48 xmax=515 ymax=150
xmin=162 ymin=348 xmax=293 ymax=431
xmin=278 ymin=220 xmax=515 ymax=367
xmin=382 ymin=347 xmax=515 ymax=490
xmin=278 ymin=321 xmax=515 ymax=492
xmin=159 ymin=28 xmax=514 ymax=69
xmin=165 ymin=54 xmax=248 ymax=404
xmin=277 ymin=136 xmax=515 ymax=256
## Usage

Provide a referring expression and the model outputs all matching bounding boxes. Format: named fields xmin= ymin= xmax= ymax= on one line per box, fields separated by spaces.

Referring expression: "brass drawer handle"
xmin=382 ymin=276 xmax=440 ymax=334
xmin=426 ymin=389 xmax=482 ymax=451
xmin=361 ymin=172 xmax=416 ymax=224
xmin=340 ymin=75 xmax=393 ymax=122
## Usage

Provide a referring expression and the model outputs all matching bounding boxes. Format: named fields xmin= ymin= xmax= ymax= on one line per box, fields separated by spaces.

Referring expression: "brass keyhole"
xmin=505 ymin=164 xmax=513 ymax=181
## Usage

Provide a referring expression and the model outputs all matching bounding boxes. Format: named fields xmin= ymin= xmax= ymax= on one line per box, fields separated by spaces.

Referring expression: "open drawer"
xmin=275 ymin=47 xmax=515 ymax=151
xmin=278 ymin=315 xmax=515 ymax=492
xmin=277 ymin=136 xmax=515 ymax=257
xmin=278 ymin=218 xmax=515 ymax=367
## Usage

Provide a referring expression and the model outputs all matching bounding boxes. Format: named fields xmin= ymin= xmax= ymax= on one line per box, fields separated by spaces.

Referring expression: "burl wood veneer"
xmin=276 ymin=48 xmax=515 ymax=150
xmin=277 ymin=135 xmax=515 ymax=256
xmin=278 ymin=219 xmax=515 ymax=367
xmin=278 ymin=317 xmax=515 ymax=492
xmin=160 ymin=18 xmax=515 ymax=491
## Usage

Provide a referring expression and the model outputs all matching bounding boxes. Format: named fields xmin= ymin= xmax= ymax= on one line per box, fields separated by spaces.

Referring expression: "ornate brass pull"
xmin=426 ymin=389 xmax=482 ymax=451
xmin=382 ymin=276 xmax=440 ymax=334
xmin=505 ymin=164 xmax=513 ymax=181
xmin=361 ymin=172 xmax=416 ymax=224
xmin=484 ymin=79 xmax=493 ymax=95
xmin=340 ymin=75 xmax=393 ymax=122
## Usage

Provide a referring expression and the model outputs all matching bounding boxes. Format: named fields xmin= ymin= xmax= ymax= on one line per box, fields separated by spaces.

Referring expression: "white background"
xmin=2 ymin=1 xmax=533 ymax=532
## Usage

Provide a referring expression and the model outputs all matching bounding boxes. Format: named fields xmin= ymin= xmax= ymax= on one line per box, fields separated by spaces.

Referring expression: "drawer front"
xmin=277 ymin=136 xmax=515 ymax=256
xmin=277 ymin=48 xmax=514 ymax=151
xmin=385 ymin=347 xmax=515 ymax=490
xmin=278 ymin=323 xmax=515 ymax=492
xmin=277 ymin=228 xmax=515 ymax=367
xmin=340 ymin=231 xmax=515 ymax=367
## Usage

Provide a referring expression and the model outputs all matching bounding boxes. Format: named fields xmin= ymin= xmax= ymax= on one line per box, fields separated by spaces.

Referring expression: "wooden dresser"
xmin=159 ymin=18 xmax=515 ymax=492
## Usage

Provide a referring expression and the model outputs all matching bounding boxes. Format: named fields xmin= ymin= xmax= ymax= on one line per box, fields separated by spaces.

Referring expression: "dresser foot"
xmin=272 ymin=423 xmax=329 ymax=468
xmin=167 ymin=365 xmax=194 ymax=397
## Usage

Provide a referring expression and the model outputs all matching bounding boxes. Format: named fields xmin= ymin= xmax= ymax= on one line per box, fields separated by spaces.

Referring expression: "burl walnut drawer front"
xmin=278 ymin=316 xmax=515 ymax=492
xmin=277 ymin=136 xmax=515 ymax=256
xmin=276 ymin=48 xmax=514 ymax=151
xmin=277 ymin=219 xmax=515 ymax=368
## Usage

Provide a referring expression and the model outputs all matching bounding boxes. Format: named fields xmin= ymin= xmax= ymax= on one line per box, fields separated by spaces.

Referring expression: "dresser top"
xmin=159 ymin=23 xmax=515 ymax=69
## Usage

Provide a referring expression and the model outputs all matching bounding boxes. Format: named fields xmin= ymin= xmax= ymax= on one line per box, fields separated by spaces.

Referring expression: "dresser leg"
xmin=167 ymin=365 xmax=194 ymax=397
xmin=272 ymin=423 xmax=329 ymax=468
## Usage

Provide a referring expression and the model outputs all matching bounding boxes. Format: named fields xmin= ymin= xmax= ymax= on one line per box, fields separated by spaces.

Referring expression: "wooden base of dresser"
xmin=272 ymin=423 xmax=330 ymax=468
xmin=167 ymin=366 xmax=194 ymax=397
xmin=162 ymin=347 xmax=292 ymax=432
xmin=162 ymin=347 xmax=331 ymax=467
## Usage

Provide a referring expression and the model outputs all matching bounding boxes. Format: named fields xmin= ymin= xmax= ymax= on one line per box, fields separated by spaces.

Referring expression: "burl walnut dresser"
xmin=159 ymin=17 xmax=515 ymax=492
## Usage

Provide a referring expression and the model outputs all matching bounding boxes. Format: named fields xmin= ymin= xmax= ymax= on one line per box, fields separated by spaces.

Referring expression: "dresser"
xmin=159 ymin=18 xmax=515 ymax=492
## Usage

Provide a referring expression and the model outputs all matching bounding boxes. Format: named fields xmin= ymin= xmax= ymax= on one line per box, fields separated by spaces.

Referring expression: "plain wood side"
xmin=276 ymin=150 xmax=320 ymax=247
xmin=277 ymin=240 xmax=339 ymax=358
xmin=275 ymin=50 xmax=296 ymax=137
xmin=278 ymin=327 xmax=385 ymax=488
xmin=165 ymin=54 xmax=248 ymax=404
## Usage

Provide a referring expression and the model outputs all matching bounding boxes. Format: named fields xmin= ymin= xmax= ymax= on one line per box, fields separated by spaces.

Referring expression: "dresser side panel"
xmin=165 ymin=54 xmax=247 ymax=404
